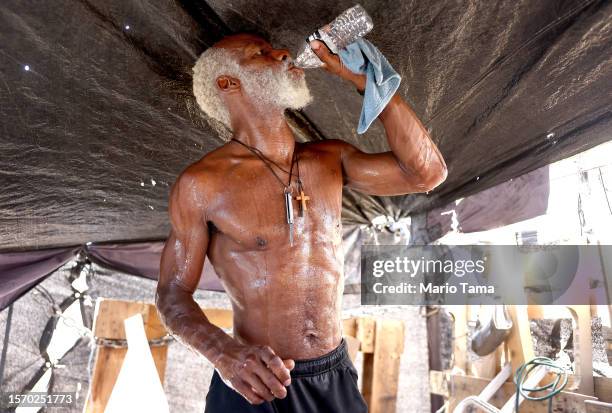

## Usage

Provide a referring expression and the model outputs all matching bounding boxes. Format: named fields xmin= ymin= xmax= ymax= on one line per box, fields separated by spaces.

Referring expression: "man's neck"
xmin=231 ymin=110 xmax=296 ymax=165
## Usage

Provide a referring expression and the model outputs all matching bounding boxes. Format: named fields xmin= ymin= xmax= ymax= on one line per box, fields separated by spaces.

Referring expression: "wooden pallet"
xmin=430 ymin=304 xmax=612 ymax=412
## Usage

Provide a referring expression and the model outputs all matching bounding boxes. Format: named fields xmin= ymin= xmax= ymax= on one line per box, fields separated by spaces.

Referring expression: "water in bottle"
xmin=294 ymin=4 xmax=373 ymax=69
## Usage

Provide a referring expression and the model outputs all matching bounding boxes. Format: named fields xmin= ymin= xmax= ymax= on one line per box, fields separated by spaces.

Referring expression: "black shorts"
xmin=204 ymin=339 xmax=368 ymax=412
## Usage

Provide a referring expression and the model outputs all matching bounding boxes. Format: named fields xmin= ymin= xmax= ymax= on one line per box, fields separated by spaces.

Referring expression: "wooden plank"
xmin=567 ymin=305 xmax=595 ymax=396
xmin=527 ymin=305 xmax=545 ymax=319
xmin=342 ymin=317 xmax=359 ymax=362
xmin=359 ymin=317 xmax=378 ymax=409
xmin=344 ymin=335 xmax=360 ymax=363
xmin=93 ymin=299 xmax=166 ymax=340
xmin=201 ymin=308 xmax=233 ymax=329
xmin=594 ymin=377 xmax=612 ymax=403
xmin=467 ymin=305 xmax=502 ymax=379
xmin=431 ymin=371 xmax=587 ymax=398
xmin=343 ymin=317 xmax=357 ymax=338
xmin=506 ymin=305 xmax=535 ymax=374
xmin=362 ymin=352 xmax=374 ymax=405
xmin=447 ymin=306 xmax=468 ymax=372
xmin=85 ymin=347 xmax=127 ymax=413
xmin=468 ymin=305 xmax=502 ymax=379
xmin=427 ymin=306 xmax=445 ymax=412
xmin=367 ymin=319 xmax=404 ymax=413
xmin=429 ymin=370 xmax=450 ymax=398
xmin=151 ymin=346 xmax=168 ymax=381
xmin=85 ymin=299 xmax=169 ymax=413
xmin=586 ymin=400 xmax=612 ymax=413
xmin=356 ymin=317 xmax=376 ymax=353
xmin=470 ymin=347 xmax=501 ymax=379
xmin=448 ymin=374 xmax=596 ymax=413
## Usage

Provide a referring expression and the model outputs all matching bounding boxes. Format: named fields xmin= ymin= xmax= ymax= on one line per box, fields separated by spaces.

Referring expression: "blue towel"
xmin=338 ymin=39 xmax=401 ymax=134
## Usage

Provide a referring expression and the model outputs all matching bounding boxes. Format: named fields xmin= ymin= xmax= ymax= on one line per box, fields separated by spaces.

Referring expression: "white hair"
xmin=192 ymin=47 xmax=312 ymax=132
xmin=192 ymin=47 xmax=242 ymax=129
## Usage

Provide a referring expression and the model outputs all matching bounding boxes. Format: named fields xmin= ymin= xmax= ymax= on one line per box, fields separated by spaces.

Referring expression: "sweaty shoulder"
xmin=299 ymin=139 xmax=355 ymax=159
xmin=172 ymin=143 xmax=235 ymax=195
xmin=169 ymin=143 xmax=235 ymax=219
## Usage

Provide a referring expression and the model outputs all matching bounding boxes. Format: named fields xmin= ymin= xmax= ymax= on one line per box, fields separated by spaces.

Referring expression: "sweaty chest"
xmin=208 ymin=156 xmax=343 ymax=249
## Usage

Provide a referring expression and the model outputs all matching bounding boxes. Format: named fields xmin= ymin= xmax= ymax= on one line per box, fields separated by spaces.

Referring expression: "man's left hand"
xmin=309 ymin=40 xmax=366 ymax=92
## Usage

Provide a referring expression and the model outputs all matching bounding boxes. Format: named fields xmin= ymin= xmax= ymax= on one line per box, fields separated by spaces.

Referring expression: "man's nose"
xmin=270 ymin=48 xmax=291 ymax=62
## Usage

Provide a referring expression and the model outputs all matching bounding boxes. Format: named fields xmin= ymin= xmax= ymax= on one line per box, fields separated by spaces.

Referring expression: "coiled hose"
xmin=514 ymin=357 xmax=568 ymax=413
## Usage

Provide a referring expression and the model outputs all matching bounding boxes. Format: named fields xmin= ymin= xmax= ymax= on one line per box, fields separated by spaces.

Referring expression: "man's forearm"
xmin=378 ymin=94 xmax=447 ymax=188
xmin=156 ymin=282 xmax=233 ymax=364
xmin=156 ymin=275 xmax=293 ymax=404
xmin=345 ymin=71 xmax=447 ymax=189
xmin=311 ymin=39 xmax=446 ymax=188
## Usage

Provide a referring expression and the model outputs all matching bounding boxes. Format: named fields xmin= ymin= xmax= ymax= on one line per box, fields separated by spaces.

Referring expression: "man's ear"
xmin=216 ymin=75 xmax=241 ymax=92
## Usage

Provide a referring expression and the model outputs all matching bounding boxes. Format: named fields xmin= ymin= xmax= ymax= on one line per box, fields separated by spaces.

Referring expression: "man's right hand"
xmin=214 ymin=342 xmax=295 ymax=405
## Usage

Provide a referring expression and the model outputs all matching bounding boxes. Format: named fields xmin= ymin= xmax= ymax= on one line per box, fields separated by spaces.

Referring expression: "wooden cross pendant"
xmin=295 ymin=190 xmax=310 ymax=217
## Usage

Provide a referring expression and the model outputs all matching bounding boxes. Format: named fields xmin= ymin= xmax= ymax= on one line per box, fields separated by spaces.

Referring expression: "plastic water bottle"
xmin=294 ymin=4 xmax=373 ymax=69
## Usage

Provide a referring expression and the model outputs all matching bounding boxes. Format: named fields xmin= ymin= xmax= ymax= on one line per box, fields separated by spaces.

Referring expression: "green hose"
xmin=513 ymin=357 xmax=568 ymax=413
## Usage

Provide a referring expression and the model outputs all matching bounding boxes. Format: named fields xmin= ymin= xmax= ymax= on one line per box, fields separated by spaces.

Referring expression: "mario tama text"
xmin=372 ymin=281 xmax=494 ymax=295
xmin=360 ymin=245 xmax=603 ymax=305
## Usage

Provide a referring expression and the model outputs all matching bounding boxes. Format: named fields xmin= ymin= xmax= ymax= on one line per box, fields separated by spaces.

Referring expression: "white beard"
xmin=239 ymin=63 xmax=313 ymax=111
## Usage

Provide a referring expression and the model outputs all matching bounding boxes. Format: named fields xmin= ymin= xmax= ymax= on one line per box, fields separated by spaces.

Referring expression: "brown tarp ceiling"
xmin=1 ymin=0 xmax=611 ymax=251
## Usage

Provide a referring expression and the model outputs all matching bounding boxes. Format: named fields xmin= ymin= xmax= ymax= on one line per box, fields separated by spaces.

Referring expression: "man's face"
xmin=218 ymin=35 xmax=312 ymax=111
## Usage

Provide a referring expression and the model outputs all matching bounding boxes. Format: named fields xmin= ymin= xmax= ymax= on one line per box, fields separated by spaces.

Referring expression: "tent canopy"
xmin=1 ymin=0 xmax=611 ymax=250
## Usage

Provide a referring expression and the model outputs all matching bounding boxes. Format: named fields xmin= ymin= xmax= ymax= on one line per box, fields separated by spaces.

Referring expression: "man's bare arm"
xmin=340 ymin=93 xmax=447 ymax=195
xmin=156 ymin=170 xmax=292 ymax=404
xmin=310 ymin=41 xmax=448 ymax=196
xmin=156 ymin=171 xmax=227 ymax=361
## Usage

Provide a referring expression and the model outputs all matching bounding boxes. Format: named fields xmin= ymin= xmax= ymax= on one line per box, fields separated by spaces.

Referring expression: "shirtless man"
xmin=156 ymin=34 xmax=447 ymax=412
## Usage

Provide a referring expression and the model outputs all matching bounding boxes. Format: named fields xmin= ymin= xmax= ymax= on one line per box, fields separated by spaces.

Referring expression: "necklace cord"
xmin=231 ymin=138 xmax=299 ymax=191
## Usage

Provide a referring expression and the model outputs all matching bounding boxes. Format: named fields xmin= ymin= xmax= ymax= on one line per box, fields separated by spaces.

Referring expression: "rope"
xmin=95 ymin=335 xmax=175 ymax=348
xmin=513 ymin=357 xmax=568 ymax=413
